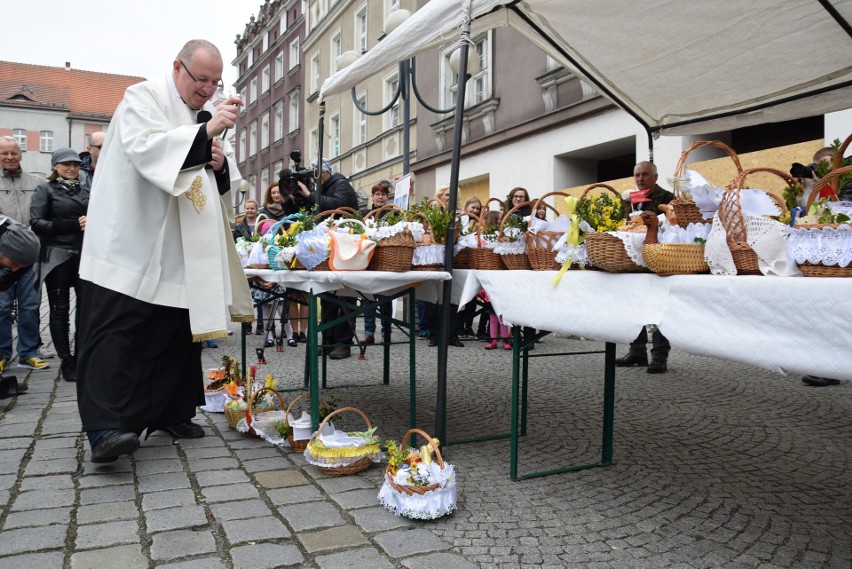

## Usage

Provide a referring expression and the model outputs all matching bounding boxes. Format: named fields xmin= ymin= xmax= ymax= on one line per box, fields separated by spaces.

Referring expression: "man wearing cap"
xmin=291 ymin=158 xmax=358 ymax=358
xmin=0 ymin=136 xmax=49 ymax=373
xmin=76 ymin=39 xmax=252 ymax=463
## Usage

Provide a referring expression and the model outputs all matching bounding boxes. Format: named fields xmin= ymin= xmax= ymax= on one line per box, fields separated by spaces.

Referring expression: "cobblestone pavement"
xmin=0 ymin=306 xmax=850 ymax=568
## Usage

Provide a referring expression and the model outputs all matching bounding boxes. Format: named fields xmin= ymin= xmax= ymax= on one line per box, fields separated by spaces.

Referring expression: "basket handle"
xmin=283 ymin=392 xmax=329 ymax=426
xmin=806 ymin=164 xmax=852 ymax=210
xmin=252 ymin=213 xmax=271 ymax=236
xmin=400 ymin=428 xmax=445 ymax=470
xmin=729 ymin=167 xmax=793 ymax=214
xmin=498 ymin=200 xmax=534 ymax=235
xmin=315 ymin=406 xmax=372 ymax=436
xmin=364 ymin=204 xmax=404 ymax=222
xmin=832 ymin=133 xmax=852 ymax=172
xmin=578 ymin=183 xmax=622 ymax=202
xmin=673 ymin=140 xmax=743 ymax=201
xmin=247 ymin=386 xmax=287 ymax=422
xmin=530 ymin=191 xmax=572 ymax=221
xmin=315 ymin=208 xmax=355 ymax=222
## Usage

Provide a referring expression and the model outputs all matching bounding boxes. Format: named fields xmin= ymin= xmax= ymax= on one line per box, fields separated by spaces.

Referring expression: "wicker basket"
xmin=718 ymin=168 xmax=791 ymax=275
xmin=224 ymin=405 xmax=244 ymax=429
xmin=410 ymin=212 xmax=445 ymax=271
xmin=384 ymin=429 xmax=445 ymax=496
xmin=793 ymin=166 xmax=852 ymax=276
xmin=527 ymin=192 xmax=570 ymax=270
xmin=585 ymin=231 xmax=649 ymax=273
xmin=264 ymin=216 xmax=300 ymax=270
xmin=283 ymin=392 xmax=310 ymax=452
xmin=301 ymin=209 xmax=356 ymax=272
xmin=497 ymin=201 xmax=533 ymax=270
xmin=453 ymin=248 xmax=472 ymax=269
xmin=365 ymin=205 xmax=415 ymax=272
xmin=241 ymin=386 xmax=288 ymax=440
xmin=643 ymin=243 xmax=709 ymax=276
xmin=669 ymin=140 xmax=743 ymax=228
xmin=468 ymin=208 xmax=504 ymax=270
xmin=304 ymin=407 xmax=380 ymax=476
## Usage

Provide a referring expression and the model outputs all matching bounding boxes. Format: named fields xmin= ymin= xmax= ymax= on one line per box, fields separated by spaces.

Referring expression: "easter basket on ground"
xmin=202 ymin=355 xmax=242 ymax=413
xmin=378 ymin=428 xmax=457 ymax=520
xmin=281 ymin=392 xmax=338 ymax=452
xmin=304 ymin=407 xmax=383 ymax=475
xmin=236 ymin=386 xmax=288 ymax=442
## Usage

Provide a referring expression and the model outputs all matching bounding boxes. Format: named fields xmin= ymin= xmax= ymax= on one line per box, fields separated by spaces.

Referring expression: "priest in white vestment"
xmin=76 ymin=39 xmax=253 ymax=463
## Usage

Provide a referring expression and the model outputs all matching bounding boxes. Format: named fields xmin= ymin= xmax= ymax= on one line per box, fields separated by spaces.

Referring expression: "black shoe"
xmin=476 ymin=332 xmax=490 ymax=342
xmin=298 ymin=332 xmax=307 ymax=342
xmin=449 ymin=338 xmax=464 ymax=347
xmin=615 ymin=353 xmax=649 ymax=367
xmin=328 ymin=347 xmax=351 ymax=360
xmin=647 ymin=360 xmax=667 ymax=374
xmin=428 ymin=338 xmax=438 ymax=347
xmin=156 ymin=420 xmax=205 ymax=439
xmin=254 ymin=325 xmax=265 ymax=335
xmin=91 ymin=431 xmax=140 ymax=463
xmin=287 ymin=338 xmax=297 ymax=348
xmin=802 ymin=375 xmax=841 ymax=387
xmin=265 ymin=338 xmax=275 ymax=348
xmin=461 ymin=328 xmax=475 ymax=338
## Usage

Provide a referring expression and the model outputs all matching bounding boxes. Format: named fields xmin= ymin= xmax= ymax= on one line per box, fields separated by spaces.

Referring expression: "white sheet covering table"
xmin=452 ymin=269 xmax=852 ymax=381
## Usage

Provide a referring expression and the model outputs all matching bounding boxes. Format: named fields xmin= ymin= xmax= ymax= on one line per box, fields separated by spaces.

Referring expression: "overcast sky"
xmin=9 ymin=0 xmax=263 ymax=92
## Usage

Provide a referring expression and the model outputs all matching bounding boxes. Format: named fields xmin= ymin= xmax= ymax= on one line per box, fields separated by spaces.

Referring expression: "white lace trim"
xmin=706 ymin=214 xmax=801 ymax=276
xmin=788 ymin=224 xmax=852 ymax=268
xmin=378 ymin=463 xmax=458 ymax=520
xmin=615 ymin=231 xmax=648 ymax=266
xmin=412 ymin=244 xmax=445 ymax=266
xmin=493 ymin=239 xmax=526 ymax=255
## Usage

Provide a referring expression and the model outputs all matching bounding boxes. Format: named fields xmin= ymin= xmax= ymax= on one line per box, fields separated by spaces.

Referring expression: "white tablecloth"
xmin=452 ymin=269 xmax=852 ymax=381
xmin=244 ymin=269 xmax=451 ymax=301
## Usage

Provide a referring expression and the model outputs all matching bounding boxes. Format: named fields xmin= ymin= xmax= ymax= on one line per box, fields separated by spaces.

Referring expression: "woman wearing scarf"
xmin=30 ymin=148 xmax=90 ymax=382
xmin=259 ymin=182 xmax=286 ymax=221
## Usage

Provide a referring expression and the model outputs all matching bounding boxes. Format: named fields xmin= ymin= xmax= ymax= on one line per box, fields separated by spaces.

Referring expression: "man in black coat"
xmin=616 ymin=161 xmax=674 ymax=374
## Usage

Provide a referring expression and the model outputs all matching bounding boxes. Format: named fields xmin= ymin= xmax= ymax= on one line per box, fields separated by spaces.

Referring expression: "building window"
xmin=260 ymin=167 xmax=269 ymax=193
xmin=280 ymin=15 xmax=287 ymax=34
xmin=330 ymin=32 xmax=342 ymax=76
xmin=309 ymin=127 xmax=318 ymax=163
xmin=442 ymin=32 xmax=492 ymax=109
xmin=240 ymin=86 xmax=247 ymax=110
xmin=274 ymin=52 xmax=284 ymax=82
xmin=12 ymin=129 xmax=26 ymax=152
xmin=262 ymin=32 xmax=268 ymax=52
xmin=329 ymin=112 xmax=340 ymax=158
xmin=310 ymin=53 xmax=321 ymax=94
xmin=261 ymin=112 xmax=270 ymax=149
xmin=355 ymin=5 xmax=368 ymax=54
xmin=248 ymin=49 xmax=254 ymax=68
xmin=384 ymin=73 xmax=400 ymax=130
xmin=249 ymin=174 xmax=256 ymax=196
xmin=262 ymin=65 xmax=270 ymax=94
xmin=238 ymin=129 xmax=246 ymax=161
xmin=249 ymin=121 xmax=257 ymax=156
xmin=289 ymin=38 xmax=300 ymax=70
xmin=250 ymin=77 xmax=258 ymax=103
xmin=274 ymin=101 xmax=284 ymax=141
xmin=355 ymin=93 xmax=367 ymax=146
xmin=288 ymin=89 xmax=300 ymax=133
xmin=385 ymin=0 xmax=400 ymax=23
xmin=40 ymin=130 xmax=53 ymax=153
xmin=272 ymin=160 xmax=283 ymax=182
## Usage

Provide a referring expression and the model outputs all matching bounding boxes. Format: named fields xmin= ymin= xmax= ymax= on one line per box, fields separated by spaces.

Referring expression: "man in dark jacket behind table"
xmin=616 ymin=161 xmax=674 ymax=374
xmin=291 ymin=158 xmax=358 ymax=359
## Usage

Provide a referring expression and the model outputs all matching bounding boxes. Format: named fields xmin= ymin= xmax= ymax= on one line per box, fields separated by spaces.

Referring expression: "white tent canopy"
xmin=320 ymin=0 xmax=852 ymax=135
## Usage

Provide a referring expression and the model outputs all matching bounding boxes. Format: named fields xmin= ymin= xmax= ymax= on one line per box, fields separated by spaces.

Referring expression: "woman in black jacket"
xmin=30 ymin=148 xmax=89 ymax=382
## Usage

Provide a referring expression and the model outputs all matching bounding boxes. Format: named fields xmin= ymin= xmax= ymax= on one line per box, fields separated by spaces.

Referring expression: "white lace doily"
xmin=614 ymin=231 xmax=648 ymax=266
xmin=378 ymin=463 xmax=457 ymax=520
xmin=706 ymin=214 xmax=801 ymax=276
xmin=493 ymin=239 xmax=526 ymax=255
xmin=788 ymin=224 xmax=852 ymax=268
xmin=412 ymin=244 xmax=445 ymax=266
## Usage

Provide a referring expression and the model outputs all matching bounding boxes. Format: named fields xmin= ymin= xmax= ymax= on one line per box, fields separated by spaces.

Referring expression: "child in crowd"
xmin=478 ymin=288 xmax=511 ymax=350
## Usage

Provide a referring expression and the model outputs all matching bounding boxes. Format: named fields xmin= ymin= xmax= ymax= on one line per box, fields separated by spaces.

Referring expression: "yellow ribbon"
xmin=550 ymin=196 xmax=582 ymax=285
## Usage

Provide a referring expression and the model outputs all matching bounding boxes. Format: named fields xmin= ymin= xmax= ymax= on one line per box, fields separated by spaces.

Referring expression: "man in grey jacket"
xmin=0 ymin=136 xmax=49 ymax=372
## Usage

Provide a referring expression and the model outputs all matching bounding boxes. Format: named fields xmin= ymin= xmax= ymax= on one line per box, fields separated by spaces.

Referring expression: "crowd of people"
xmin=1 ymin=37 xmax=843 ymax=464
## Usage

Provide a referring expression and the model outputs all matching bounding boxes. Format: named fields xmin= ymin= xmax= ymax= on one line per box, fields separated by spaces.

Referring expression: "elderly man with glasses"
xmin=76 ymin=39 xmax=253 ymax=463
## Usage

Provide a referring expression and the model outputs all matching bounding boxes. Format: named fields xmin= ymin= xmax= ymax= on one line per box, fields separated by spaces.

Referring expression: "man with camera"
xmin=283 ymin=157 xmax=358 ymax=359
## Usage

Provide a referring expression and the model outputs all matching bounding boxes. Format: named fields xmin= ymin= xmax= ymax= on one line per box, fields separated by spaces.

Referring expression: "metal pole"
xmin=401 ymin=59 xmax=411 ymax=175
xmin=436 ymin=24 xmax=472 ymax=446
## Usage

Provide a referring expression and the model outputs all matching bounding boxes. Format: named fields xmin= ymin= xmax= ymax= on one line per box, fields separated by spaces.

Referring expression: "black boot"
xmin=60 ymin=356 xmax=77 ymax=382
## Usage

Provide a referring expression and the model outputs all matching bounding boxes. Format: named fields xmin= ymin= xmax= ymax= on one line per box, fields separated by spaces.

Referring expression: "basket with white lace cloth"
xmin=236 ymin=387 xmax=287 ymax=441
xmin=788 ymin=166 xmax=852 ymax=277
xmin=495 ymin=201 xmax=532 ymax=270
xmin=668 ymin=140 xmax=743 ymax=227
xmin=364 ymin=205 xmax=418 ymax=272
xmin=304 ymin=407 xmax=383 ymax=475
xmin=378 ymin=428 xmax=457 ymax=520
xmin=410 ymin=212 xmax=445 ymax=270
xmin=716 ymin=168 xmax=790 ymax=275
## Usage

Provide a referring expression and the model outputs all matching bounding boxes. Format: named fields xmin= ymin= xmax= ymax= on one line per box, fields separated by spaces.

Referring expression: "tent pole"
xmin=436 ymin=7 xmax=473 ymax=449
xmin=646 ymin=127 xmax=654 ymax=164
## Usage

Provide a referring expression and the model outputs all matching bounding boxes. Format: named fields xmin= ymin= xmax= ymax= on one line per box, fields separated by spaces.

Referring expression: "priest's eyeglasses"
xmin=179 ymin=60 xmax=224 ymax=91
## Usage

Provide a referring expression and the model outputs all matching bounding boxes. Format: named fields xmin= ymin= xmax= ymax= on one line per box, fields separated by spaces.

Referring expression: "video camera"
xmin=278 ymin=149 xmax=315 ymax=196
xmin=790 ymin=162 xmax=819 ymax=180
